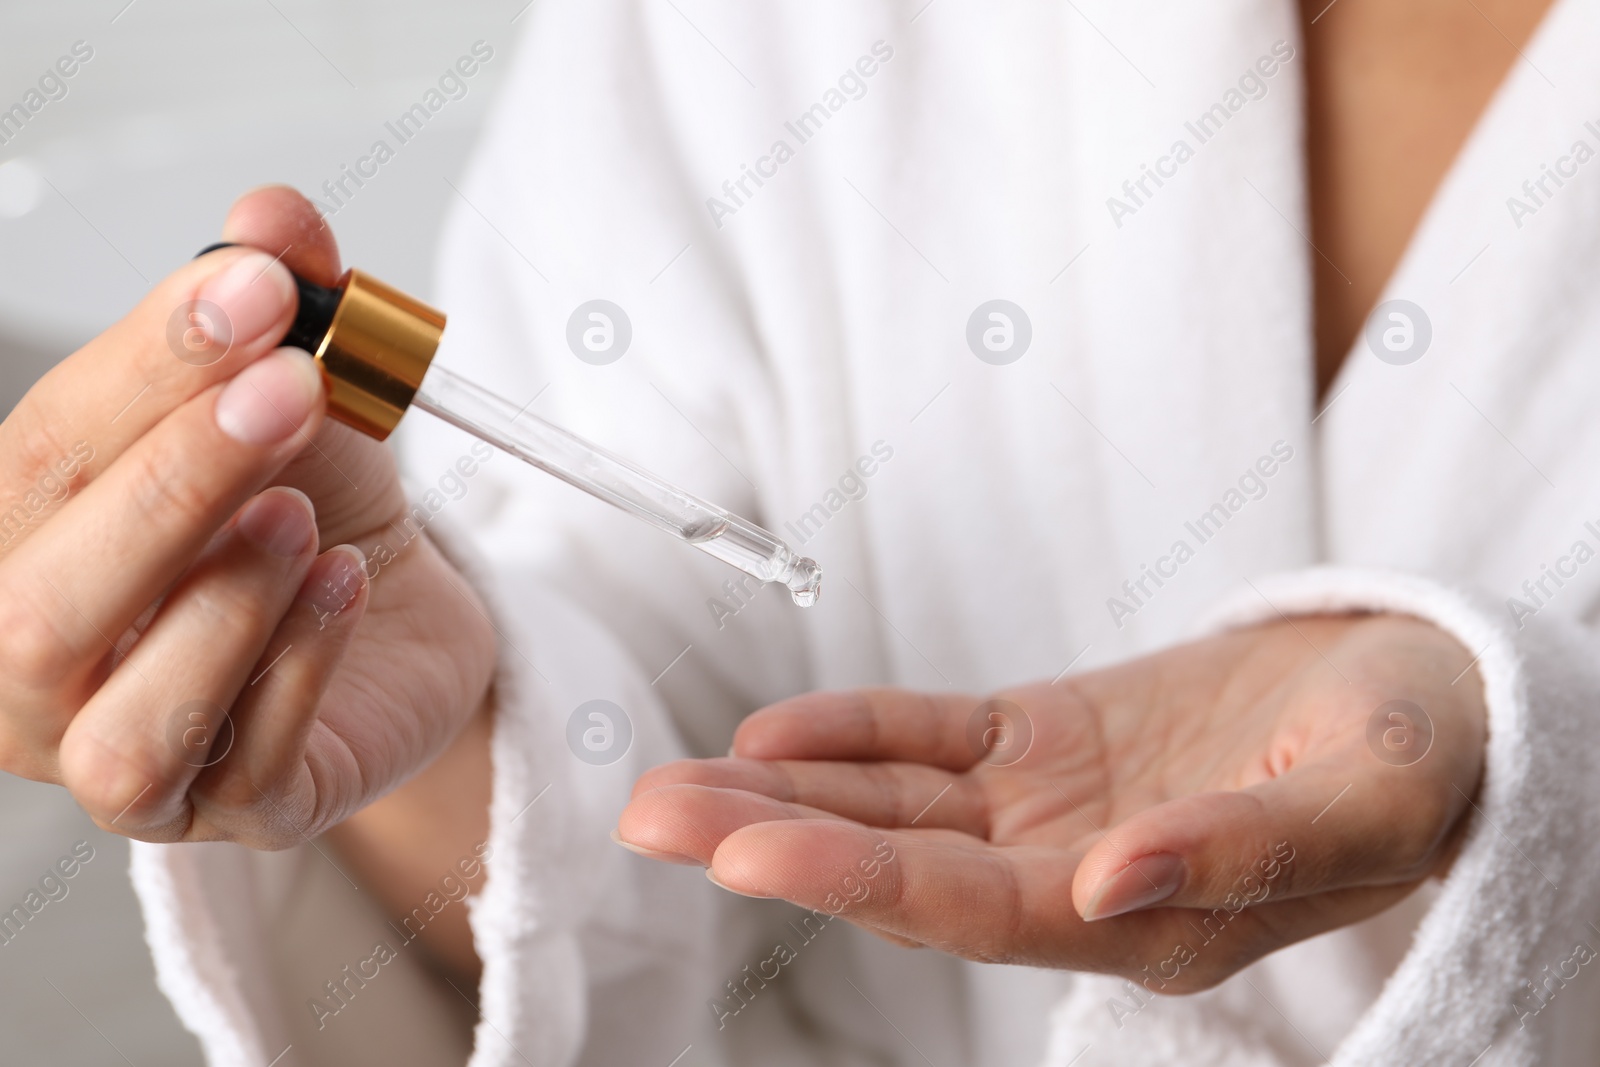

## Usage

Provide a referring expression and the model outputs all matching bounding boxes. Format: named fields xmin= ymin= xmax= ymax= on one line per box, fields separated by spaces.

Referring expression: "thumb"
xmin=1071 ymin=757 xmax=1468 ymax=921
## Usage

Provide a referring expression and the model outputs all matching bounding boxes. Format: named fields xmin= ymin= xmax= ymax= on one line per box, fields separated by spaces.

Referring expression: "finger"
xmin=707 ymin=819 xmax=1060 ymax=965
xmin=221 ymin=186 xmax=399 ymax=544
xmin=0 ymin=186 xmax=332 ymax=551
xmin=222 ymin=184 xmax=342 ymax=286
xmin=1071 ymin=756 xmax=1466 ymax=921
xmin=189 ymin=544 xmax=369 ymax=845
xmin=733 ymin=688 xmax=986 ymax=770
xmin=0 ymin=348 xmax=325 ymax=695
xmin=56 ymin=487 xmax=320 ymax=833
xmin=626 ymin=783 xmax=1410 ymax=983
xmin=708 ymin=817 xmax=1426 ymax=986
xmin=632 ymin=757 xmax=990 ymax=836
xmin=0 ymin=246 xmax=298 ymax=539
xmin=617 ymin=783 xmax=868 ymax=865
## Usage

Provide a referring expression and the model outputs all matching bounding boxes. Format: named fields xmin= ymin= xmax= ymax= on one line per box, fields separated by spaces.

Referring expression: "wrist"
xmin=325 ymin=691 xmax=494 ymax=984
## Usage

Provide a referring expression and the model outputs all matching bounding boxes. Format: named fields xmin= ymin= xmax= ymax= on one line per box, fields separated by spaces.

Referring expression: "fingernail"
xmin=304 ymin=545 xmax=367 ymax=615
xmin=215 ymin=348 xmax=322 ymax=445
xmin=197 ymin=251 xmax=295 ymax=346
xmin=609 ymin=829 xmax=699 ymax=866
xmin=236 ymin=488 xmax=316 ymax=558
xmin=1081 ymin=853 xmax=1185 ymax=921
xmin=706 ymin=868 xmax=766 ymax=897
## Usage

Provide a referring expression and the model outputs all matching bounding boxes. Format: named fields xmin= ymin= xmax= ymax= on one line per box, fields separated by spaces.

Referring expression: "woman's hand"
xmin=0 ymin=186 xmax=497 ymax=848
xmin=617 ymin=613 xmax=1485 ymax=991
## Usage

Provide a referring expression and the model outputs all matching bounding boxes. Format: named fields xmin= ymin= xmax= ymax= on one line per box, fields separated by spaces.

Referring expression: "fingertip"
xmin=1077 ymin=852 xmax=1186 ymax=921
xmin=222 ymin=185 xmax=342 ymax=286
xmin=617 ymin=785 xmax=718 ymax=865
xmin=707 ymin=825 xmax=779 ymax=896
xmin=731 ymin=695 xmax=827 ymax=759
xmin=629 ymin=756 xmax=746 ymax=799
xmin=630 ymin=758 xmax=703 ymax=796
xmin=706 ymin=866 xmax=768 ymax=897
xmin=326 ymin=542 xmax=368 ymax=569
xmin=234 ymin=486 xmax=318 ymax=559
xmin=1071 ymin=788 xmax=1314 ymax=917
xmin=298 ymin=543 xmax=369 ymax=627
xmin=610 ymin=827 xmax=699 ymax=866
xmin=213 ymin=346 xmax=325 ymax=447
xmin=711 ymin=818 xmax=876 ymax=901
xmin=1067 ymin=794 xmax=1221 ymax=918
xmin=192 ymin=251 xmax=297 ymax=355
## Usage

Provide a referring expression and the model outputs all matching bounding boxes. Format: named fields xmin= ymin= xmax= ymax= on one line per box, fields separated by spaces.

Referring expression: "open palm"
xmin=617 ymin=613 xmax=1484 ymax=989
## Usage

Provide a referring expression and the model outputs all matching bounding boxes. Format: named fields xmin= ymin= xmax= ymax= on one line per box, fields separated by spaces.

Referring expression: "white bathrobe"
xmin=130 ymin=1 xmax=1600 ymax=1064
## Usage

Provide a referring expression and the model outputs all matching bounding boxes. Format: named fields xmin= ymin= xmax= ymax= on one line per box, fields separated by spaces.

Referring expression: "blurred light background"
xmin=0 ymin=1 xmax=517 ymax=1060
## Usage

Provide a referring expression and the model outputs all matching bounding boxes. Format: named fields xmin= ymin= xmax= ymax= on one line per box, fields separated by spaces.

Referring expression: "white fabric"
xmin=129 ymin=0 xmax=1600 ymax=1064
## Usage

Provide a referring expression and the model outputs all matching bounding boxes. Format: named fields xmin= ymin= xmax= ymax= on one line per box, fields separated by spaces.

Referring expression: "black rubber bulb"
xmin=195 ymin=242 xmax=343 ymax=356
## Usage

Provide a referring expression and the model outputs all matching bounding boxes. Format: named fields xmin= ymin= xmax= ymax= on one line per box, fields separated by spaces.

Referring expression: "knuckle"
xmin=6 ymin=401 xmax=72 ymax=471
xmin=0 ymin=589 xmax=80 ymax=690
xmin=958 ymin=852 xmax=1024 ymax=965
xmin=0 ymin=403 xmax=98 ymax=563
xmin=183 ymin=577 xmax=273 ymax=639
xmin=0 ymin=722 xmax=52 ymax=782
xmin=61 ymin=747 xmax=165 ymax=829
xmin=125 ymin=435 xmax=225 ymax=535
xmin=860 ymin=763 xmax=902 ymax=821
xmin=2 ymin=409 xmax=91 ymax=509
xmin=58 ymin=723 xmax=196 ymax=836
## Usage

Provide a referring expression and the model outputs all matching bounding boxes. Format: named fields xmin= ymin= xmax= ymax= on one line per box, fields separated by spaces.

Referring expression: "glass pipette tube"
xmin=413 ymin=364 xmax=823 ymax=606
xmin=192 ymin=244 xmax=821 ymax=606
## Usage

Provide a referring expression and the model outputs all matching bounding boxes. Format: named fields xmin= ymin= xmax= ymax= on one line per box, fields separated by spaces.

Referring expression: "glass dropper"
xmin=412 ymin=365 xmax=821 ymax=605
xmin=197 ymin=245 xmax=822 ymax=606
